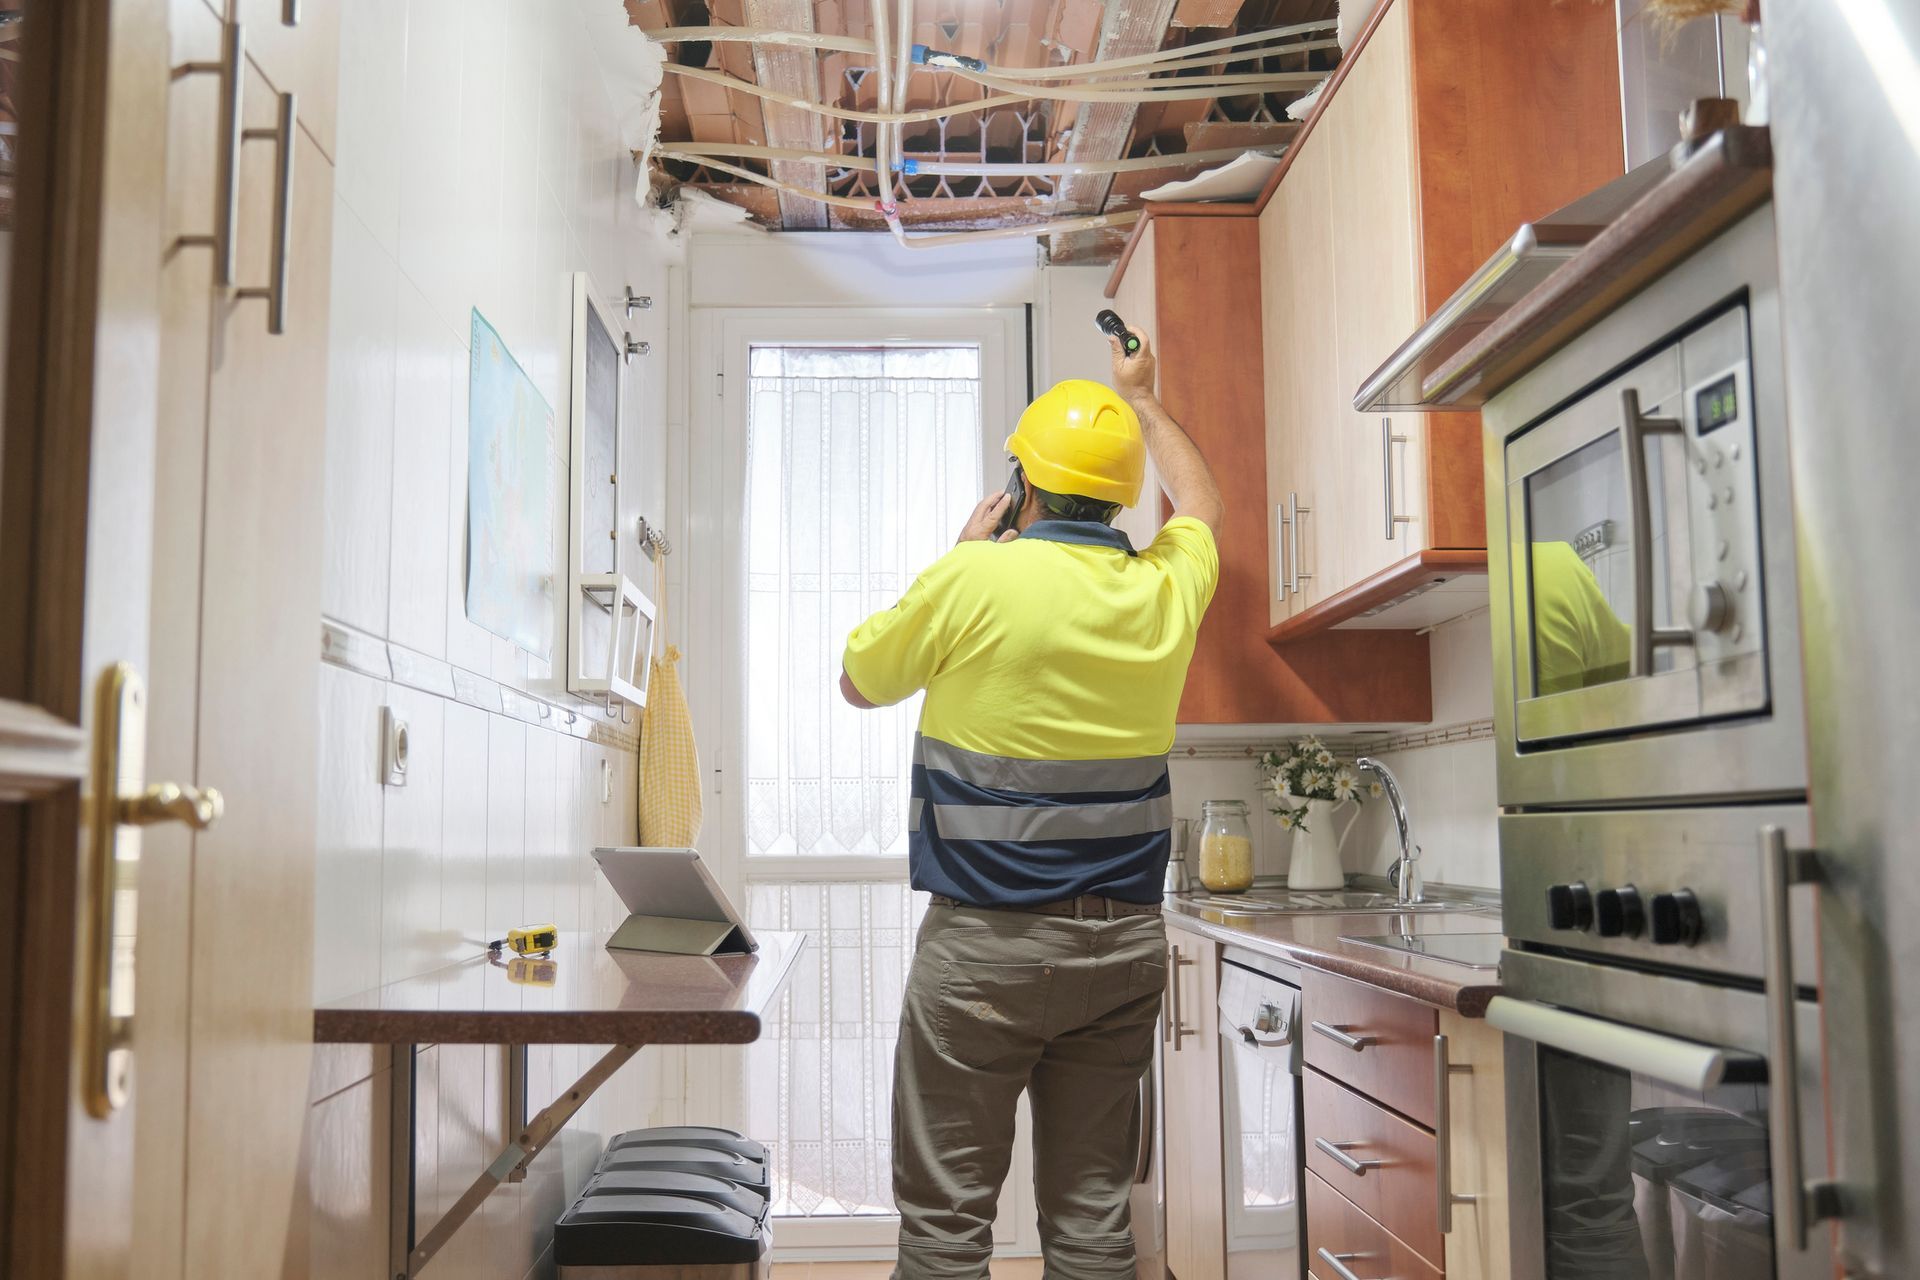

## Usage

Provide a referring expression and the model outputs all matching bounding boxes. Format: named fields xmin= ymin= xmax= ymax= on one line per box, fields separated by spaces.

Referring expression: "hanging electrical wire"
xmin=877 ymin=204 xmax=1141 ymax=251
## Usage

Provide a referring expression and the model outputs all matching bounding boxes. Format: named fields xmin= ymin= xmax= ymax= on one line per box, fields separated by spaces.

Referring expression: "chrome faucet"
xmin=1356 ymin=757 xmax=1423 ymax=905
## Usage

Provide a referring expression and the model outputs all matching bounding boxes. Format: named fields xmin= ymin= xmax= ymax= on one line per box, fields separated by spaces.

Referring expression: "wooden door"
xmin=0 ymin=2 xmax=178 ymax=1275
xmin=1164 ymin=935 xmax=1224 ymax=1279
xmin=1259 ymin=138 xmax=1340 ymax=620
xmin=1324 ymin=0 xmax=1426 ymax=590
xmin=134 ymin=3 xmax=336 ymax=1273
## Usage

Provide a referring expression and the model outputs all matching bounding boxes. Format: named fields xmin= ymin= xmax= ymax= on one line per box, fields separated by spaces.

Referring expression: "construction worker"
xmin=838 ymin=330 xmax=1223 ymax=1280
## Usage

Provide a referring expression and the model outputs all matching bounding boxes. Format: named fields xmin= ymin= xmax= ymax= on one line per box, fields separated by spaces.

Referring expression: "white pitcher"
xmin=1285 ymin=797 xmax=1358 ymax=891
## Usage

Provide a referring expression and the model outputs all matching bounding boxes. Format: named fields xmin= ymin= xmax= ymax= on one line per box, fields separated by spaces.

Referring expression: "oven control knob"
xmin=1650 ymin=889 xmax=1705 ymax=946
xmin=1546 ymin=881 xmax=1594 ymax=932
xmin=1594 ymin=885 xmax=1646 ymax=938
xmin=1690 ymin=583 xmax=1733 ymax=634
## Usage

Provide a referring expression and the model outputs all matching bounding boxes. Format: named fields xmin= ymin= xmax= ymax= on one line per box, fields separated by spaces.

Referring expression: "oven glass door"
xmin=1535 ymin=1045 xmax=1774 ymax=1280
xmin=1505 ymin=303 xmax=1768 ymax=746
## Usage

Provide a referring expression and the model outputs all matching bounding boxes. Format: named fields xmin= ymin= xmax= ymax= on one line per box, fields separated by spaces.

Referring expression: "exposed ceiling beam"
xmin=1051 ymin=0 xmax=1182 ymax=217
xmin=743 ymin=0 xmax=830 ymax=228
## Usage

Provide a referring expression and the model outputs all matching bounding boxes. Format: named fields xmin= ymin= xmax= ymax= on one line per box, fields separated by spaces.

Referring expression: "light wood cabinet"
xmin=1163 ymin=934 xmax=1224 ymax=1280
xmin=1437 ymin=1010 xmax=1510 ymax=1280
xmin=1258 ymin=0 xmax=1623 ymax=640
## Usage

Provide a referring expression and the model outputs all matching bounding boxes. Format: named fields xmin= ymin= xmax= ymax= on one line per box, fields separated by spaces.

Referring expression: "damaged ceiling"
xmin=626 ymin=0 xmax=1341 ymax=261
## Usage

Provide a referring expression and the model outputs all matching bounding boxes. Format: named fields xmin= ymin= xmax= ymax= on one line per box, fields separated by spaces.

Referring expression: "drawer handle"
xmin=1314 ymin=1137 xmax=1386 ymax=1176
xmin=1310 ymin=1020 xmax=1374 ymax=1051
xmin=1316 ymin=1247 xmax=1371 ymax=1280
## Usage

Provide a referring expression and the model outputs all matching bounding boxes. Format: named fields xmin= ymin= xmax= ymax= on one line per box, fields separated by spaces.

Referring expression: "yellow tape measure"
xmin=490 ymin=924 xmax=558 ymax=957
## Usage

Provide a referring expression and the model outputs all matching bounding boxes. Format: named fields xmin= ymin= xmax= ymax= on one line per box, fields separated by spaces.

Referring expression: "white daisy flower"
xmin=1316 ymin=749 xmax=1334 ymax=767
xmin=1368 ymin=781 xmax=1385 ymax=798
xmin=1332 ymin=769 xmax=1357 ymax=803
xmin=1277 ymin=809 xmax=1297 ymax=830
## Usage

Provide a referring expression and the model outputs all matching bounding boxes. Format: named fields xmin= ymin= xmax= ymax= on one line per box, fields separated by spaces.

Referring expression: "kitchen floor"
xmin=771 ymin=1262 xmax=1044 ymax=1278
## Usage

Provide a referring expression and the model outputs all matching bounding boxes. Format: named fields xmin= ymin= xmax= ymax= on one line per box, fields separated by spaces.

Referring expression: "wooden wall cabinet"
xmin=1110 ymin=215 xmax=1432 ymax=725
xmin=1300 ymin=972 xmax=1508 ymax=1280
xmin=1255 ymin=0 xmax=1623 ymax=639
xmin=1163 ymin=933 xmax=1225 ymax=1280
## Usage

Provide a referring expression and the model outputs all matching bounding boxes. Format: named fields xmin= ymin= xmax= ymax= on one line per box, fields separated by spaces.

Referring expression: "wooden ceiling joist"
xmin=740 ymin=0 xmax=828 ymax=228
xmin=1051 ymin=0 xmax=1182 ymax=216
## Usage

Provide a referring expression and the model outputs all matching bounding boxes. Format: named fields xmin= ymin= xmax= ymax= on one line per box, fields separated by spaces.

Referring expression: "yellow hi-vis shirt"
xmin=841 ymin=517 xmax=1219 ymax=906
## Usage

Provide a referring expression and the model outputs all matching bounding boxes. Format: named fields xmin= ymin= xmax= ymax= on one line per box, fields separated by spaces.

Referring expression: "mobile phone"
xmin=994 ymin=465 xmax=1026 ymax=537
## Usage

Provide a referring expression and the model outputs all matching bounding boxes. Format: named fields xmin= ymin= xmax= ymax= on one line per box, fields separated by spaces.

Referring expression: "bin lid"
xmin=608 ymin=1126 xmax=766 ymax=1161
xmin=581 ymin=1169 xmax=769 ymax=1222
xmin=596 ymin=1144 xmax=771 ymax=1190
xmin=554 ymin=1193 xmax=768 ymax=1268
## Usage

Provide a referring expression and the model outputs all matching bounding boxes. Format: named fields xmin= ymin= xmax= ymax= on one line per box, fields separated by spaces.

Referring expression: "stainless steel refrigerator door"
xmin=1768 ymin=5 xmax=1920 ymax=1275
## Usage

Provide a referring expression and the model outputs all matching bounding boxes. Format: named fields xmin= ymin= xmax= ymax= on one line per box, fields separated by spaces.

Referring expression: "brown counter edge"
xmin=1422 ymin=126 xmax=1774 ymax=408
xmin=1165 ymin=911 xmax=1499 ymax=1018
xmin=1266 ymin=548 xmax=1489 ymax=647
xmin=313 ymin=1007 xmax=766 ymax=1046
xmin=1103 ymin=0 xmax=1401 ymax=300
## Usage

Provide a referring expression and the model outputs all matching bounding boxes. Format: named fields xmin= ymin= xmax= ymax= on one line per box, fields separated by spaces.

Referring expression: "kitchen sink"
xmin=1171 ymin=888 xmax=1491 ymax=916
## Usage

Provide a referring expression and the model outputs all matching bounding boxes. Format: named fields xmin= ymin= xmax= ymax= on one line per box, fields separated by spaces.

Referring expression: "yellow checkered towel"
xmin=638 ymin=644 xmax=703 ymax=847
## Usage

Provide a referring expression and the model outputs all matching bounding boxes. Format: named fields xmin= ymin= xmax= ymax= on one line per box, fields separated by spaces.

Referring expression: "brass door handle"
xmin=121 ymin=782 xmax=224 ymax=830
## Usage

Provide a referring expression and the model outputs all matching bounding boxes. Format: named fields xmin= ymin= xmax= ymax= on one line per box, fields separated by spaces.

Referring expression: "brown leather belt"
xmin=930 ymin=892 xmax=1162 ymax=920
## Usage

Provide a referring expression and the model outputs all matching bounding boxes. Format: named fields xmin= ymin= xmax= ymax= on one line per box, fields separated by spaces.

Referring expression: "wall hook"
xmin=624 ymin=288 xmax=653 ymax=316
xmin=624 ymin=335 xmax=650 ymax=365
xmin=620 ymin=704 xmax=633 ymax=725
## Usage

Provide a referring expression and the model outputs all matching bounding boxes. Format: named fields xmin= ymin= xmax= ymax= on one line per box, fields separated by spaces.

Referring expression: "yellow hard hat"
xmin=1004 ymin=379 xmax=1145 ymax=508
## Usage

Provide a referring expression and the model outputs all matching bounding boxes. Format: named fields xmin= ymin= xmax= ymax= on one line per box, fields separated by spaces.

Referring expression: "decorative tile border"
xmin=1168 ymin=719 xmax=1496 ymax=762
xmin=321 ymin=618 xmax=642 ymax=753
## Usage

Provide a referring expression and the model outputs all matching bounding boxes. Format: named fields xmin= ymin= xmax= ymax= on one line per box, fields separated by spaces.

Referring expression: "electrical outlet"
xmin=380 ymin=706 xmax=409 ymax=788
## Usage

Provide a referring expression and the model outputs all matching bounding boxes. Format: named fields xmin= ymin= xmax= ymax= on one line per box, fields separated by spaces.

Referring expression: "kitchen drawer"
xmin=1304 ymin=1066 xmax=1441 ymax=1266
xmin=1306 ymin=1170 xmax=1442 ymax=1280
xmin=1303 ymin=969 xmax=1438 ymax=1126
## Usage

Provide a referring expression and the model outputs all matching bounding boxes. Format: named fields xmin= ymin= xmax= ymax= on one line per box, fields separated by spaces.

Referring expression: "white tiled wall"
xmin=1169 ymin=612 xmax=1502 ymax=891
xmin=308 ymin=2 xmax=675 ymax=1276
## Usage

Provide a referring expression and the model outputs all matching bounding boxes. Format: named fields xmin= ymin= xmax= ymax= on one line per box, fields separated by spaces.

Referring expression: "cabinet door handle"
xmin=1757 ymin=826 xmax=1841 ymax=1249
xmin=1310 ymin=1019 xmax=1373 ymax=1051
xmin=236 ymin=92 xmax=297 ymax=335
xmin=1287 ymin=491 xmax=1312 ymax=595
xmin=283 ymin=0 xmax=301 ymax=24
xmin=1434 ymin=1033 xmax=1476 ymax=1232
xmin=1314 ymin=1138 xmax=1385 ymax=1176
xmin=1276 ymin=502 xmax=1290 ymax=602
xmin=1170 ymin=946 xmax=1197 ymax=1049
xmin=171 ymin=21 xmax=246 ymax=286
xmin=1382 ymin=417 xmax=1411 ymax=541
xmin=1618 ymin=389 xmax=1693 ymax=675
xmin=1316 ymin=1248 xmax=1370 ymax=1280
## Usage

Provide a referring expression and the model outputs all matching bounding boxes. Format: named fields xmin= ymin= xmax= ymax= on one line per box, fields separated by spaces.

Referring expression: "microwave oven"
xmin=1484 ymin=205 xmax=1806 ymax=809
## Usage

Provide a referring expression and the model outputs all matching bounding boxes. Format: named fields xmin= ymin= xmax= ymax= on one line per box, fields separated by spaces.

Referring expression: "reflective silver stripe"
xmin=908 ymin=797 xmax=925 ymax=832
xmin=931 ymin=793 xmax=1174 ymax=842
xmin=914 ymin=734 xmax=1168 ymax=794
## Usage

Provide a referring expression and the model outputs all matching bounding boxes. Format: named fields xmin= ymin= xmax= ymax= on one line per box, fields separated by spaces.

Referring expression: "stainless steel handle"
xmin=1618 ymin=389 xmax=1692 ymax=676
xmin=1314 ymin=1137 xmax=1385 ymax=1176
xmin=1316 ymin=1247 xmax=1370 ymax=1280
xmin=1170 ymin=946 xmax=1197 ymax=1049
xmin=1287 ymin=491 xmax=1312 ymax=595
xmin=1276 ymin=502 xmax=1290 ymax=602
xmin=1132 ymin=1057 xmax=1155 ymax=1183
xmin=1309 ymin=1020 xmax=1373 ymax=1052
xmin=1434 ymin=1033 xmax=1476 ymax=1232
xmin=1486 ymin=995 xmax=1762 ymax=1091
xmin=282 ymin=0 xmax=301 ymax=24
xmin=173 ymin=21 xmax=246 ymax=285
xmin=236 ymin=92 xmax=296 ymax=334
xmin=1382 ymin=417 xmax=1411 ymax=541
xmin=1758 ymin=825 xmax=1840 ymax=1251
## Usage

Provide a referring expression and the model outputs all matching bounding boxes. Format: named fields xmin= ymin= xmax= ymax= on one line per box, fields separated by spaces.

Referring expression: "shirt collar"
xmin=1020 ymin=519 xmax=1137 ymax=556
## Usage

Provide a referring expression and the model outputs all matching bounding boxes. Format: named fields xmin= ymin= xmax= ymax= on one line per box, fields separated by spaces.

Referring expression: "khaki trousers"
xmin=891 ymin=903 xmax=1167 ymax=1280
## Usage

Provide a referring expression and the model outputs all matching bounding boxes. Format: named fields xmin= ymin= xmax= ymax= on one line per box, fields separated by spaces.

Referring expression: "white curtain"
xmin=743 ymin=881 xmax=931 ymax=1217
xmin=743 ymin=346 xmax=985 ymax=858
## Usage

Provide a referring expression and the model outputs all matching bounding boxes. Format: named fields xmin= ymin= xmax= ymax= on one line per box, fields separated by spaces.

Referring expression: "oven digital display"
xmin=1696 ymin=374 xmax=1740 ymax=435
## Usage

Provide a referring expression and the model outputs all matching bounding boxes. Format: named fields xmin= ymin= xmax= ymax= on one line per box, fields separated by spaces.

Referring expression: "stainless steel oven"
xmin=1485 ymin=204 xmax=1805 ymax=808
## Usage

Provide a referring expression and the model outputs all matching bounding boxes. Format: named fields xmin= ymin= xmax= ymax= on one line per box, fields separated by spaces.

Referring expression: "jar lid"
xmin=1201 ymin=799 xmax=1249 ymax=811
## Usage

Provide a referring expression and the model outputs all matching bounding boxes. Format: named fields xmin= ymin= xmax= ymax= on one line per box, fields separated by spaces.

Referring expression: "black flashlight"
xmin=1095 ymin=308 xmax=1141 ymax=356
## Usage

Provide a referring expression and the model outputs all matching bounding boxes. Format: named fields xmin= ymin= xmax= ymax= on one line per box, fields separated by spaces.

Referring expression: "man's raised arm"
xmin=1109 ymin=331 xmax=1225 ymax=536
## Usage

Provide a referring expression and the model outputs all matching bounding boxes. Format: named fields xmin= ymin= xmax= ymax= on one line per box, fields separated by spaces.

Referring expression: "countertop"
xmin=1164 ymin=897 xmax=1503 ymax=1016
xmin=313 ymin=929 xmax=808 ymax=1044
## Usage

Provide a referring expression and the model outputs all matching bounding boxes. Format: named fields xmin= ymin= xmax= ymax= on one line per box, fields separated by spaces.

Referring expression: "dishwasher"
xmin=1217 ymin=944 xmax=1305 ymax=1279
